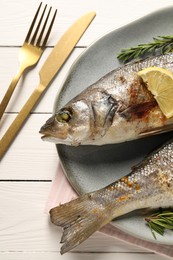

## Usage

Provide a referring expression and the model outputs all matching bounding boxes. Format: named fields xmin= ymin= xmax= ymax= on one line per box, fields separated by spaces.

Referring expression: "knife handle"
xmin=0 ymin=67 xmax=24 ymax=120
xmin=0 ymin=83 xmax=44 ymax=159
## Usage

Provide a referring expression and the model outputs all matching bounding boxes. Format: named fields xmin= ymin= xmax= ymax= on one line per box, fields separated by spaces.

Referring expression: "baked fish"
xmin=40 ymin=53 xmax=173 ymax=146
xmin=50 ymin=138 xmax=173 ymax=254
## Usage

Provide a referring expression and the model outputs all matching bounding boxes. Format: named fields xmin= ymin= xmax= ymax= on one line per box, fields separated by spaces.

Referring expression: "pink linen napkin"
xmin=45 ymin=162 xmax=173 ymax=258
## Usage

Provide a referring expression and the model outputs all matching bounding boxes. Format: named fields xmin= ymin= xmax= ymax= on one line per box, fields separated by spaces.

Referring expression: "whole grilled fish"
xmin=50 ymin=138 xmax=173 ymax=254
xmin=40 ymin=53 xmax=173 ymax=146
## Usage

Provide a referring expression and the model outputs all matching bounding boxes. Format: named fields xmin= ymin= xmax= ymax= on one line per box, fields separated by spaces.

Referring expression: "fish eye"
xmin=55 ymin=109 xmax=72 ymax=123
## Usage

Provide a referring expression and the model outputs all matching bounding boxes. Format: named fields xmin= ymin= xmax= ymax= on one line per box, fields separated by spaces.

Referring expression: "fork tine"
xmin=25 ymin=2 xmax=42 ymax=43
xmin=41 ymin=9 xmax=57 ymax=49
xmin=36 ymin=7 xmax=52 ymax=47
xmin=30 ymin=4 xmax=47 ymax=45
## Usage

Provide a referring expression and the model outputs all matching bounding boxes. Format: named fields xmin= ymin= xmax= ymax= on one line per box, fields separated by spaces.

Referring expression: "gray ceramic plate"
xmin=54 ymin=7 xmax=173 ymax=244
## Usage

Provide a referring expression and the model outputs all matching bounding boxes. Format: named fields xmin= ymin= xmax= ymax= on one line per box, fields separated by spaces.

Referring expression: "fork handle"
xmin=0 ymin=67 xmax=25 ymax=120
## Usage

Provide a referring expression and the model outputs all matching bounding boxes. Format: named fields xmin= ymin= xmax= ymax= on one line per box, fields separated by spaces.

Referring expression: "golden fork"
xmin=0 ymin=2 xmax=57 ymax=120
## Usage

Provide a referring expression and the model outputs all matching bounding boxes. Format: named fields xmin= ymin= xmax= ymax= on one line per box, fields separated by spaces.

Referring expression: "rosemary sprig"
xmin=145 ymin=210 xmax=173 ymax=239
xmin=117 ymin=35 xmax=173 ymax=63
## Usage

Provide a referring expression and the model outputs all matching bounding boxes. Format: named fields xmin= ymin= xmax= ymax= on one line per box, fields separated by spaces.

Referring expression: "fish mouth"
xmin=39 ymin=126 xmax=54 ymax=140
xmin=39 ymin=131 xmax=54 ymax=141
xmin=39 ymin=128 xmax=69 ymax=144
xmin=40 ymin=133 xmax=62 ymax=144
xmin=40 ymin=134 xmax=50 ymax=140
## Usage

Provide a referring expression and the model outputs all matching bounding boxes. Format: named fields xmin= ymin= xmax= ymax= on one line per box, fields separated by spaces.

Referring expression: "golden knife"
xmin=0 ymin=12 xmax=96 ymax=159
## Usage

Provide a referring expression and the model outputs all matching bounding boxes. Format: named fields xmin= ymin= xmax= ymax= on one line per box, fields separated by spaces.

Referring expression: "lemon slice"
xmin=138 ymin=66 xmax=173 ymax=118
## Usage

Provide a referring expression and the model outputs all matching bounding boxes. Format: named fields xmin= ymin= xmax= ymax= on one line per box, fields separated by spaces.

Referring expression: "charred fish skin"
xmin=40 ymin=52 xmax=173 ymax=146
xmin=50 ymin=139 xmax=173 ymax=254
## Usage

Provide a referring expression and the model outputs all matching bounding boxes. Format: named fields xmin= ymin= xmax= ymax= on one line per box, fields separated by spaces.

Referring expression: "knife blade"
xmin=0 ymin=12 xmax=96 ymax=159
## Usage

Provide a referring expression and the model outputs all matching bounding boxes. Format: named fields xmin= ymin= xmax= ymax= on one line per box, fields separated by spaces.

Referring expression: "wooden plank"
xmin=0 ymin=47 xmax=84 ymax=114
xmin=0 ymin=182 xmax=147 ymax=253
xmin=0 ymin=0 xmax=173 ymax=47
xmin=1 ymin=114 xmax=59 ymax=180
xmin=0 ymin=252 xmax=165 ymax=260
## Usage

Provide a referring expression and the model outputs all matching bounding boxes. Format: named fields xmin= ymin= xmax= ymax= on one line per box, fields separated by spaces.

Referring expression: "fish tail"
xmin=50 ymin=193 xmax=110 ymax=254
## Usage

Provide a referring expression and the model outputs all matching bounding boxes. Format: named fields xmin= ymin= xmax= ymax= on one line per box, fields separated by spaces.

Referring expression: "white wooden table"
xmin=1 ymin=0 xmax=173 ymax=259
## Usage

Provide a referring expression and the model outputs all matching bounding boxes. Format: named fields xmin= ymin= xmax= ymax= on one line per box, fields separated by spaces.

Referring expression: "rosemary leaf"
xmin=145 ymin=210 xmax=173 ymax=239
xmin=148 ymin=222 xmax=157 ymax=240
xmin=148 ymin=221 xmax=164 ymax=238
xmin=159 ymin=212 xmax=173 ymax=217
xmin=153 ymin=219 xmax=173 ymax=229
xmin=117 ymin=35 xmax=173 ymax=63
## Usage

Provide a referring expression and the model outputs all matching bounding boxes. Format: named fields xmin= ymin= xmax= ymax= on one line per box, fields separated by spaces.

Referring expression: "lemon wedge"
xmin=138 ymin=66 xmax=173 ymax=119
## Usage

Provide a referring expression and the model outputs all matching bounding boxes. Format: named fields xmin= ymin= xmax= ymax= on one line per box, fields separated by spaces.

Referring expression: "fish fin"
xmin=50 ymin=194 xmax=109 ymax=254
xmin=139 ymin=122 xmax=173 ymax=138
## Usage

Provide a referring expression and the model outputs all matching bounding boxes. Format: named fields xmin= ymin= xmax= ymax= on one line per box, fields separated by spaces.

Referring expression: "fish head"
xmin=39 ymin=100 xmax=91 ymax=146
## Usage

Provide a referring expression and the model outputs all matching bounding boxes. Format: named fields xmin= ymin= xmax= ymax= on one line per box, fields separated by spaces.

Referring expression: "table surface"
xmin=1 ymin=0 xmax=173 ymax=259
